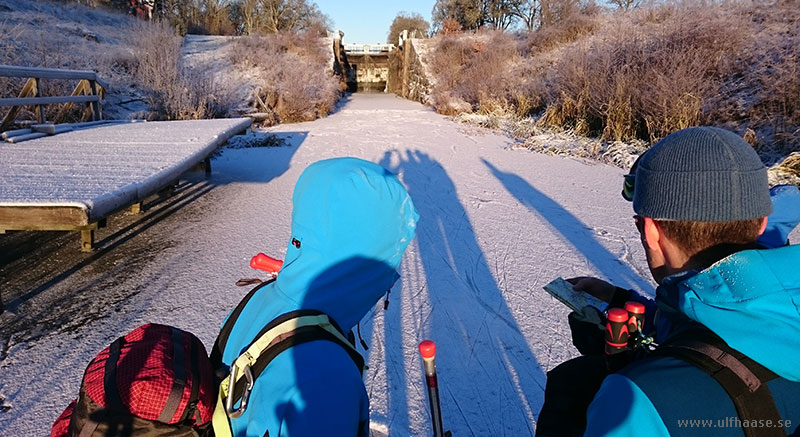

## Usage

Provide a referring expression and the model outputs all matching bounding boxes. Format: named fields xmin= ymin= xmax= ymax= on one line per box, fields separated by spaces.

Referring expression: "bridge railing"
xmin=343 ymin=43 xmax=394 ymax=56
xmin=0 ymin=65 xmax=108 ymax=131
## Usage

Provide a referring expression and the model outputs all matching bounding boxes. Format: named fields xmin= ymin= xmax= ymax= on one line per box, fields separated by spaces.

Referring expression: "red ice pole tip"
xmin=419 ymin=340 xmax=436 ymax=359
xmin=624 ymin=301 xmax=646 ymax=314
xmin=607 ymin=308 xmax=629 ymax=323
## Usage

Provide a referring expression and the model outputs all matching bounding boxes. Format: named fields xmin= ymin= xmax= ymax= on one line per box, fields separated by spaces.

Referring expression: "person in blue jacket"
xmin=217 ymin=157 xmax=418 ymax=436
xmin=570 ymin=182 xmax=800 ymax=350
xmin=538 ymin=127 xmax=800 ymax=436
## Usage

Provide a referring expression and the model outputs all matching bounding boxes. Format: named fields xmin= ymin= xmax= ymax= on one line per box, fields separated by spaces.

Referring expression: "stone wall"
xmin=388 ymin=37 xmax=432 ymax=103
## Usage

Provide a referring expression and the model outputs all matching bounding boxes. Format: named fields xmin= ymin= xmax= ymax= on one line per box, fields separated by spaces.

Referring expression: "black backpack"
xmin=653 ymin=325 xmax=787 ymax=437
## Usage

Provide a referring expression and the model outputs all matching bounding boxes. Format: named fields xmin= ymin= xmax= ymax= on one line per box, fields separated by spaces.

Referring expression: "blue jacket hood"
xmin=272 ymin=157 xmax=418 ymax=331
xmin=670 ymin=244 xmax=800 ymax=381
xmin=760 ymin=184 xmax=800 ymax=248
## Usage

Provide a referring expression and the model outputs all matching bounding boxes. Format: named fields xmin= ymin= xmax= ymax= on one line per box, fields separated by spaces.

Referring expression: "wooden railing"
xmin=0 ymin=65 xmax=108 ymax=131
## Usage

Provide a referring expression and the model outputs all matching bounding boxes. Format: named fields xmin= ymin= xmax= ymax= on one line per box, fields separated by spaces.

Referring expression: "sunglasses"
xmin=622 ymin=173 xmax=635 ymax=201
xmin=621 ymin=153 xmax=646 ymax=202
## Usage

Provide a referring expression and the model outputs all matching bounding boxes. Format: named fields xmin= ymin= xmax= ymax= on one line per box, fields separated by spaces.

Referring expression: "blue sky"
xmin=315 ymin=0 xmax=436 ymax=44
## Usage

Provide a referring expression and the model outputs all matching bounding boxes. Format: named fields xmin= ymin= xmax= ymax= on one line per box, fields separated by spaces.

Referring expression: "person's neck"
xmin=680 ymin=242 xmax=761 ymax=272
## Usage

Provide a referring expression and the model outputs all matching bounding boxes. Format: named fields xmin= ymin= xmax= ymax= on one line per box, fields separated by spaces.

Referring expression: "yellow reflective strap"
xmin=233 ymin=315 xmax=335 ymax=373
xmin=212 ymin=378 xmax=234 ymax=437
xmin=315 ymin=320 xmax=357 ymax=352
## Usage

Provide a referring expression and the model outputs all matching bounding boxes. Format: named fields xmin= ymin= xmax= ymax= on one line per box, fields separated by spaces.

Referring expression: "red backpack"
xmin=51 ymin=324 xmax=215 ymax=437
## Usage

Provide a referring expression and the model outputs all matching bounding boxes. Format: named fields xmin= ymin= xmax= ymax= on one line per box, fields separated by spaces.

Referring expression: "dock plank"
xmin=0 ymin=118 xmax=250 ymax=241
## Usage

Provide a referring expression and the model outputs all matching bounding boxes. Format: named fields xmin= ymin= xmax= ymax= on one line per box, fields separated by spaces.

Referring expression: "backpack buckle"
xmin=225 ymin=363 xmax=254 ymax=418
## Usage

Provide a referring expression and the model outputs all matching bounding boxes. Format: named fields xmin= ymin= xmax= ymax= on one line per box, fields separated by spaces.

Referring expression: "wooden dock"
xmin=0 ymin=118 xmax=251 ymax=250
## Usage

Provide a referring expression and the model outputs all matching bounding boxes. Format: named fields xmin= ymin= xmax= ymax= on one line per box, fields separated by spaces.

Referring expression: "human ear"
xmin=758 ymin=217 xmax=768 ymax=236
xmin=643 ymin=217 xmax=662 ymax=253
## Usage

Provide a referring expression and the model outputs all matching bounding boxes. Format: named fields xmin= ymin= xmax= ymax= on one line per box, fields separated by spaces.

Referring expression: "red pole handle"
xmin=250 ymin=253 xmax=283 ymax=275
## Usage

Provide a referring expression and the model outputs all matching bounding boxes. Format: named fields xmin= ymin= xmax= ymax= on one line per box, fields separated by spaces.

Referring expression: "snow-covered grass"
xmin=454 ymin=111 xmax=800 ymax=186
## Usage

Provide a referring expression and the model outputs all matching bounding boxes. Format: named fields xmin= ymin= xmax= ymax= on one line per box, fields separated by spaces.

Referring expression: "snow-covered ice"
xmin=1 ymin=94 xmax=793 ymax=435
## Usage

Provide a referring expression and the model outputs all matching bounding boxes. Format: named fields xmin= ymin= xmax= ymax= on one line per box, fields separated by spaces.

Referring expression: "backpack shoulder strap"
xmin=213 ymin=310 xmax=364 ymax=437
xmin=210 ymin=278 xmax=276 ymax=369
xmin=655 ymin=326 xmax=786 ymax=437
xmin=228 ymin=310 xmax=364 ymax=398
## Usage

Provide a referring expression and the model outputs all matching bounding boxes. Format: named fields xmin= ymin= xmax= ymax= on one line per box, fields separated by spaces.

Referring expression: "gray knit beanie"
xmin=633 ymin=126 xmax=772 ymax=221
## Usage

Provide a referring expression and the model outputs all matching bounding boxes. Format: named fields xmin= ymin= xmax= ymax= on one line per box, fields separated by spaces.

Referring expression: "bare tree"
xmin=482 ymin=0 xmax=516 ymax=29
xmin=608 ymin=0 xmax=640 ymax=10
xmin=508 ymin=0 xmax=539 ymax=30
xmin=258 ymin=0 xmax=323 ymax=33
xmin=432 ymin=0 xmax=519 ymax=32
xmin=200 ymin=0 xmax=233 ymax=34
xmin=228 ymin=0 xmax=259 ymax=34
xmin=226 ymin=0 xmax=328 ymax=35
xmin=540 ymin=0 xmax=582 ymax=27
xmin=433 ymin=0 xmax=487 ymax=32
xmin=388 ymin=12 xmax=430 ymax=44
xmin=155 ymin=0 xmax=231 ymax=34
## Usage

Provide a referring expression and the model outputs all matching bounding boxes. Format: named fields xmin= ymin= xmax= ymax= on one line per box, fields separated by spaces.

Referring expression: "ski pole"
xmin=419 ymin=340 xmax=445 ymax=437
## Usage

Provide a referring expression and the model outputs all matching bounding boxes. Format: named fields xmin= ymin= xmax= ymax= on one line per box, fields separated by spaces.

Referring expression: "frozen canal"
xmin=4 ymin=94 xmax=784 ymax=435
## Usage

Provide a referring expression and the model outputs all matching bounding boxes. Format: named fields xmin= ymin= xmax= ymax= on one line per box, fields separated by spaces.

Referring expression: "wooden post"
xmin=89 ymin=80 xmax=101 ymax=121
xmin=158 ymin=180 xmax=179 ymax=200
xmin=54 ymin=80 xmax=89 ymax=123
xmin=33 ymin=78 xmax=46 ymax=124
xmin=77 ymin=221 xmax=102 ymax=252
xmin=81 ymin=228 xmax=95 ymax=252
xmin=0 ymin=78 xmax=36 ymax=131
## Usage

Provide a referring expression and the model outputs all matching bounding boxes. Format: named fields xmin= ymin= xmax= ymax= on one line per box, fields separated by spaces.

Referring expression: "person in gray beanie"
xmin=536 ymin=126 xmax=800 ymax=437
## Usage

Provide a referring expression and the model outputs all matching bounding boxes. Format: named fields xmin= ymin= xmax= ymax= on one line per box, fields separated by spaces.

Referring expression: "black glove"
xmin=568 ymin=305 xmax=606 ymax=356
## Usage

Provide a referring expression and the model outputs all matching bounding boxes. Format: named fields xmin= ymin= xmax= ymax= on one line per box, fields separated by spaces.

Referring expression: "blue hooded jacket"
xmin=219 ymin=158 xmax=418 ymax=436
xmin=585 ymin=244 xmax=800 ymax=436
xmin=760 ymin=184 xmax=800 ymax=248
xmin=614 ymin=184 xmax=800 ymax=341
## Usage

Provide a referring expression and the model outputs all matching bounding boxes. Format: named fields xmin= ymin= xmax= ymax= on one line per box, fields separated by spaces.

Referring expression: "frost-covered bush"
xmin=132 ymin=21 xmax=218 ymax=120
xmin=426 ymin=1 xmax=800 ymax=158
xmin=229 ymin=33 xmax=340 ymax=125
